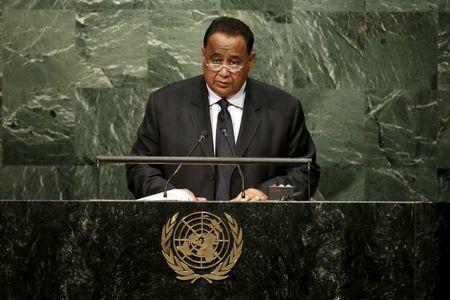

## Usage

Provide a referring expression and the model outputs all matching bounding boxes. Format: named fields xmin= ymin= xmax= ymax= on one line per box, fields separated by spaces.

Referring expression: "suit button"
xmin=210 ymin=176 xmax=214 ymax=181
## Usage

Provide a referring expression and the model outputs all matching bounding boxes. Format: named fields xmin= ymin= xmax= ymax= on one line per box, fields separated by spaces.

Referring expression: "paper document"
xmin=138 ymin=189 xmax=194 ymax=201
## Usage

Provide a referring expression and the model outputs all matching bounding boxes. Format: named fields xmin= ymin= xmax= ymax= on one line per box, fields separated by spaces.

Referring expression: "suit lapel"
xmin=236 ymin=78 xmax=262 ymax=157
xmin=188 ymin=77 xmax=214 ymax=159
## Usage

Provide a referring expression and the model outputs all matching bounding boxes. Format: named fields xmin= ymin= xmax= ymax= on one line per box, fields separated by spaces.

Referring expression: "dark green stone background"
xmin=1 ymin=0 xmax=449 ymax=200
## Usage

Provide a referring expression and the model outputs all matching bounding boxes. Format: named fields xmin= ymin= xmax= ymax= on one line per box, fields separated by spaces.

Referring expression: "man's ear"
xmin=201 ymin=46 xmax=206 ymax=62
xmin=248 ymin=51 xmax=256 ymax=68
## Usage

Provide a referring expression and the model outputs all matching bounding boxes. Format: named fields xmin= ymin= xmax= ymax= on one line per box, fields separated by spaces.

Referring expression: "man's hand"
xmin=182 ymin=189 xmax=207 ymax=202
xmin=231 ymin=188 xmax=268 ymax=201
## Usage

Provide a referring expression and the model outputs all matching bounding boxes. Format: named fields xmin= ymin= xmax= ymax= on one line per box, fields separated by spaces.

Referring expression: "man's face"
xmin=202 ymin=32 xmax=255 ymax=98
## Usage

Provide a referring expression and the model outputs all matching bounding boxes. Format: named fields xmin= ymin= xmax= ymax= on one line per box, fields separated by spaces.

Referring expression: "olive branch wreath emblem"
xmin=161 ymin=212 xmax=243 ymax=283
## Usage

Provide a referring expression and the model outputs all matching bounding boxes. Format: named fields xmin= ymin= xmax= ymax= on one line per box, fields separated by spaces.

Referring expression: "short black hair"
xmin=203 ymin=17 xmax=254 ymax=55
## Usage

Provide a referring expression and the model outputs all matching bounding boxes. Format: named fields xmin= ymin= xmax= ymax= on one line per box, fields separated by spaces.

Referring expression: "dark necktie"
xmin=215 ymin=98 xmax=236 ymax=200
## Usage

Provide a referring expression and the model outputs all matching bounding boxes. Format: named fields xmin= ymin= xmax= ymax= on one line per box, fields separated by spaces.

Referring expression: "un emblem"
xmin=161 ymin=211 xmax=243 ymax=283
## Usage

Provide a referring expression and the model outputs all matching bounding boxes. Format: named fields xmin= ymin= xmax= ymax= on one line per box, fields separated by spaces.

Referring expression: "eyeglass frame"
xmin=203 ymin=56 xmax=249 ymax=74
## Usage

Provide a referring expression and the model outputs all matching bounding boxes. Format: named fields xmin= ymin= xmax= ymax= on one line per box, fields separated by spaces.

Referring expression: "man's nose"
xmin=218 ymin=66 xmax=230 ymax=77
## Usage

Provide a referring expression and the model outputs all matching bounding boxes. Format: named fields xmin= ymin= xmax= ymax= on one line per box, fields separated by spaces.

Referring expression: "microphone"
xmin=221 ymin=128 xmax=246 ymax=199
xmin=163 ymin=131 xmax=208 ymax=198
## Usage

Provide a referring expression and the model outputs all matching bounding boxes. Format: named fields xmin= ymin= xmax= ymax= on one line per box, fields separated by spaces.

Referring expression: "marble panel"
xmin=365 ymin=90 xmax=438 ymax=168
xmin=3 ymin=87 xmax=74 ymax=165
xmin=74 ymin=165 xmax=133 ymax=199
xmin=148 ymin=0 xmax=219 ymax=9
xmin=0 ymin=9 xmax=3 ymax=86
xmin=282 ymin=203 xmax=346 ymax=298
xmin=73 ymin=166 xmax=97 ymax=199
xmin=292 ymin=11 xmax=365 ymax=89
xmin=296 ymin=89 xmax=365 ymax=168
xmin=148 ymin=10 xmax=292 ymax=91
xmin=290 ymin=89 xmax=365 ymax=201
xmin=2 ymin=0 xmax=74 ymax=9
xmin=444 ymin=0 xmax=450 ymax=11
xmin=3 ymin=10 xmax=76 ymax=89
xmin=226 ymin=10 xmax=293 ymax=91
xmin=365 ymin=167 xmax=437 ymax=201
xmin=220 ymin=0 xmax=293 ymax=10
xmin=365 ymin=12 xmax=437 ymax=89
xmin=437 ymin=91 xmax=450 ymax=168
xmin=0 ymin=201 xmax=420 ymax=298
xmin=191 ymin=202 xmax=413 ymax=298
xmin=312 ymin=166 xmax=364 ymax=201
xmin=293 ymin=0 xmax=364 ymax=12
xmin=75 ymin=9 xmax=147 ymax=88
xmin=0 ymin=94 xmax=2 ymax=168
xmin=147 ymin=10 xmax=216 ymax=89
xmin=74 ymin=87 xmax=148 ymax=165
xmin=415 ymin=203 xmax=450 ymax=298
xmin=438 ymin=169 xmax=450 ymax=201
xmin=0 ymin=10 xmax=2 ymax=167
xmin=75 ymin=0 xmax=146 ymax=9
xmin=73 ymin=58 xmax=113 ymax=88
xmin=305 ymin=203 xmax=414 ymax=299
xmin=438 ymin=13 xmax=450 ymax=90
xmin=199 ymin=202 xmax=289 ymax=299
xmin=0 ymin=166 xmax=74 ymax=199
xmin=366 ymin=0 xmax=441 ymax=11
xmin=0 ymin=201 xmax=94 ymax=298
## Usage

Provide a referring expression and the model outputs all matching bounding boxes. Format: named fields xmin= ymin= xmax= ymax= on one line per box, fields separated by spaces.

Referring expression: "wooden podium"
xmin=1 ymin=200 xmax=449 ymax=299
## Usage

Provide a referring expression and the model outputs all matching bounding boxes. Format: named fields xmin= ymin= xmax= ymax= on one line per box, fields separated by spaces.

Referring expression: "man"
xmin=126 ymin=17 xmax=319 ymax=201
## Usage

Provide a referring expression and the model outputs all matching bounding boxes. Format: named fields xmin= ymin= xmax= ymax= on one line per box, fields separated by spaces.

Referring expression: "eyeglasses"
xmin=204 ymin=59 xmax=247 ymax=74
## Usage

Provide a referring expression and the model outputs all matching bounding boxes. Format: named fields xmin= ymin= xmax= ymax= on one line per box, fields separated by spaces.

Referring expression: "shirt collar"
xmin=207 ymin=81 xmax=246 ymax=109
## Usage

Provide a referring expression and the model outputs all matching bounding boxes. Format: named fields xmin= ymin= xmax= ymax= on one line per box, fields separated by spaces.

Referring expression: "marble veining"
xmin=292 ymin=11 xmax=365 ymax=89
xmin=366 ymin=0 xmax=442 ymax=11
xmin=365 ymin=167 xmax=437 ymax=201
xmin=365 ymin=90 xmax=438 ymax=169
xmin=0 ymin=4 xmax=448 ymax=201
xmin=3 ymin=9 xmax=76 ymax=89
xmin=438 ymin=169 xmax=450 ymax=201
xmin=0 ymin=201 xmax=447 ymax=298
xmin=3 ymin=88 xmax=74 ymax=165
xmin=220 ymin=0 xmax=293 ymax=10
xmin=74 ymin=87 xmax=148 ymax=165
xmin=0 ymin=166 xmax=74 ymax=199
xmin=148 ymin=0 xmax=220 ymax=9
xmin=76 ymin=0 xmax=146 ymax=9
xmin=2 ymin=0 xmax=74 ymax=9
xmin=365 ymin=12 xmax=437 ymax=89
xmin=75 ymin=9 xmax=148 ymax=88
xmin=294 ymin=0 xmax=365 ymax=11
xmin=438 ymin=12 xmax=450 ymax=89
xmin=437 ymin=91 xmax=449 ymax=169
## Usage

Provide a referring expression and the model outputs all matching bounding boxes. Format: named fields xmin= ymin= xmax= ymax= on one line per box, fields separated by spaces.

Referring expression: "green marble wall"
xmin=1 ymin=0 xmax=449 ymax=200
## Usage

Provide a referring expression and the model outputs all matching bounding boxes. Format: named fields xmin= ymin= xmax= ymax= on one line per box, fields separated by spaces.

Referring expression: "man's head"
xmin=202 ymin=17 xmax=255 ymax=98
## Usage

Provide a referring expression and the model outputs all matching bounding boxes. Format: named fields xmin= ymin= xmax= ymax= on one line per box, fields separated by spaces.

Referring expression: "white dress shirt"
xmin=207 ymin=82 xmax=246 ymax=154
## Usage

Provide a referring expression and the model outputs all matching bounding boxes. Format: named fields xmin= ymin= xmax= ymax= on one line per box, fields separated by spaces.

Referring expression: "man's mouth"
xmin=216 ymin=81 xmax=231 ymax=87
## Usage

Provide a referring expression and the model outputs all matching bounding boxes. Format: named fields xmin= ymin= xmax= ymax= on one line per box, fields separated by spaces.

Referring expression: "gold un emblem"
xmin=161 ymin=211 xmax=243 ymax=283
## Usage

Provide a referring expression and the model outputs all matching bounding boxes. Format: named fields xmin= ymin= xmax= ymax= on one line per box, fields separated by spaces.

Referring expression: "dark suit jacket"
xmin=126 ymin=75 xmax=320 ymax=200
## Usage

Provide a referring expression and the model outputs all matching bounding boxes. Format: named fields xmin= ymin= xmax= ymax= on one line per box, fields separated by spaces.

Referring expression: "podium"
xmin=1 ymin=200 xmax=449 ymax=299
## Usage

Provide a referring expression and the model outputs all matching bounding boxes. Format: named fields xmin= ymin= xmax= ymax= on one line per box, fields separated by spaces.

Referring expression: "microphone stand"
xmin=163 ymin=133 xmax=207 ymax=198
